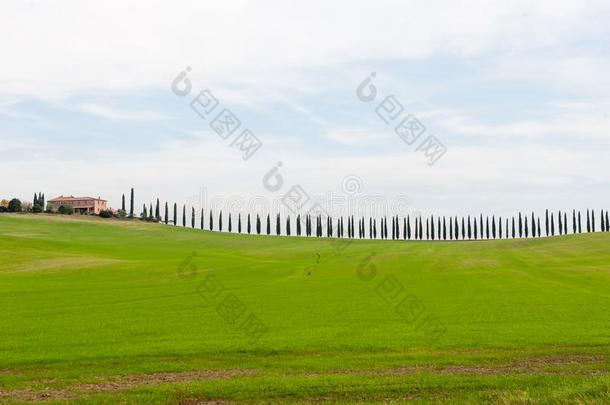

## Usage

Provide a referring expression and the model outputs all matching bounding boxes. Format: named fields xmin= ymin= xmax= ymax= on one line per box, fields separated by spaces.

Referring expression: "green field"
xmin=1 ymin=214 xmax=610 ymax=404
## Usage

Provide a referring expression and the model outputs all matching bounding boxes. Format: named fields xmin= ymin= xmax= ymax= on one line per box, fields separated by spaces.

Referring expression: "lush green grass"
xmin=1 ymin=213 xmax=610 ymax=404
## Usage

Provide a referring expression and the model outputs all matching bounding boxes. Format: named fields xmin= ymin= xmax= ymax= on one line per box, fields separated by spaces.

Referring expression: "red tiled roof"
xmin=49 ymin=195 xmax=107 ymax=202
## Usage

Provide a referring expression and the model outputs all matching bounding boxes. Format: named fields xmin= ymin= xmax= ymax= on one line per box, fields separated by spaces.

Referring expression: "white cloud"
xmin=78 ymin=103 xmax=170 ymax=121
xmin=2 ymin=0 xmax=610 ymax=98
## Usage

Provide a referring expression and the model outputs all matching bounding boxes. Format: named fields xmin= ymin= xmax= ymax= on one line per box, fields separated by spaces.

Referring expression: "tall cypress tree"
xmin=558 ymin=211 xmax=563 ymax=235
xmin=200 ymin=208 xmax=204 ymax=229
xmin=506 ymin=218 xmax=509 ymax=239
xmin=537 ymin=217 xmax=541 ymax=237
xmin=209 ymin=210 xmax=213 ymax=231
xmin=164 ymin=202 xmax=169 ymax=224
xmin=551 ymin=212 xmax=555 ymax=235
xmin=122 ymin=194 xmax=126 ymax=211
xmin=545 ymin=209 xmax=549 ymax=236
xmin=485 ymin=217 xmax=490 ymax=239
xmin=531 ymin=213 xmax=536 ymax=237
xmin=473 ymin=218 xmax=478 ymax=240
xmin=467 ymin=216 xmax=472 ymax=239
xmin=228 ymin=213 xmax=232 ymax=232
xmin=605 ymin=211 xmax=609 ymax=232
xmin=587 ymin=209 xmax=591 ymax=233
xmin=524 ymin=217 xmax=529 ymax=238
xmin=512 ymin=217 xmax=515 ymax=238
xmin=563 ymin=212 xmax=567 ymax=235
xmin=518 ymin=213 xmax=523 ymax=238
xmin=149 ymin=204 xmax=154 ymax=220
xmin=247 ymin=214 xmax=251 ymax=234
xmin=276 ymin=213 xmax=281 ymax=235
xmin=430 ymin=216 xmax=435 ymax=241
xmin=142 ymin=204 xmax=147 ymax=218
xmin=192 ymin=207 xmax=195 ymax=228
xmin=129 ymin=188 xmax=134 ymax=218
xmin=578 ymin=211 xmax=582 ymax=233
xmin=492 ymin=216 xmax=496 ymax=239
xmin=257 ymin=214 xmax=261 ymax=234
xmin=182 ymin=205 xmax=186 ymax=227
xmin=238 ymin=213 xmax=242 ymax=233
xmin=173 ymin=203 xmax=177 ymax=226
xmin=266 ymin=214 xmax=271 ymax=235
xmin=592 ymin=210 xmax=596 ymax=232
xmin=286 ymin=216 xmax=291 ymax=236
xmin=155 ymin=199 xmax=160 ymax=220
xmin=443 ymin=217 xmax=447 ymax=240
xmin=297 ymin=214 xmax=301 ymax=236
xmin=463 ymin=217 xmax=467 ymax=240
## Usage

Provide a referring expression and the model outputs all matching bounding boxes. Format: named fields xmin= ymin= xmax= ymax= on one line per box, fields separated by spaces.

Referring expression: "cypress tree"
xmin=200 ymin=208 xmax=204 ymax=229
xmin=407 ymin=216 xmax=411 ymax=240
xmin=238 ymin=213 xmax=242 ymax=233
xmin=219 ymin=211 xmax=223 ymax=231
xmin=142 ymin=204 xmax=147 ymax=218
xmin=130 ymin=188 xmax=135 ymax=218
xmin=505 ymin=218 xmax=509 ymax=239
xmin=454 ymin=217 xmax=459 ymax=240
xmin=558 ymin=211 xmax=563 ymax=235
xmin=266 ymin=214 xmax=271 ymax=235
xmin=296 ymin=214 xmax=301 ymax=236
xmin=155 ymin=199 xmax=160 ymax=220
xmin=524 ymin=218 xmax=528 ymax=238
xmin=122 ymin=194 xmax=126 ymax=211
xmin=587 ymin=209 xmax=591 ymax=233
xmin=512 ymin=217 xmax=515 ymax=238
xmin=192 ymin=207 xmax=195 ymax=228
xmin=209 ymin=210 xmax=213 ymax=231
xmin=592 ymin=210 xmax=596 ymax=232
xmin=228 ymin=213 xmax=232 ymax=232
xmin=518 ymin=213 xmax=523 ymax=238
xmin=149 ymin=204 xmax=153 ymax=220
xmin=276 ymin=213 xmax=281 ymax=235
xmin=605 ymin=211 xmax=609 ymax=232
xmin=551 ymin=213 xmax=555 ymax=235
xmin=286 ymin=216 xmax=291 ymax=236
xmin=479 ymin=214 xmax=484 ymax=239
xmin=485 ymin=216 xmax=490 ymax=239
xmin=531 ymin=213 xmax=536 ymax=237
xmin=492 ymin=216 xmax=496 ymax=239
xmin=182 ymin=205 xmax=186 ymax=227
xmin=563 ymin=212 xmax=567 ymax=235
xmin=467 ymin=216 xmax=472 ymax=239
xmin=449 ymin=217 xmax=453 ymax=240
xmin=247 ymin=214 xmax=251 ymax=234
xmin=443 ymin=217 xmax=447 ymax=240
xmin=545 ymin=209 xmax=549 ymax=236
xmin=578 ymin=211 xmax=582 ymax=233
xmin=164 ymin=202 xmax=169 ymax=224
xmin=537 ymin=217 xmax=541 ymax=237
xmin=173 ymin=203 xmax=177 ymax=226
xmin=462 ymin=217 xmax=467 ymax=240
xmin=257 ymin=214 xmax=261 ymax=234
xmin=430 ymin=216 xmax=435 ymax=241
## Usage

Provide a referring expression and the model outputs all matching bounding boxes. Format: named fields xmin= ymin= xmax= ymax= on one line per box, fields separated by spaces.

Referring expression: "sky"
xmin=1 ymin=0 xmax=609 ymax=219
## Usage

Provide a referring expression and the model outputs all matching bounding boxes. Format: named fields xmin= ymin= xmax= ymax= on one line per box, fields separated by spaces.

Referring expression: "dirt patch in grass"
xmin=0 ymin=369 xmax=252 ymax=403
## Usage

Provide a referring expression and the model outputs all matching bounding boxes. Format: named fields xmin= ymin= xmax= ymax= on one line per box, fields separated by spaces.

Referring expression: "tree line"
xmin=126 ymin=190 xmax=610 ymax=240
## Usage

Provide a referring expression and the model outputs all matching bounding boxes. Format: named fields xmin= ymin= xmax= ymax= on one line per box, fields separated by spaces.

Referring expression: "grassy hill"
xmin=1 ymin=214 xmax=610 ymax=404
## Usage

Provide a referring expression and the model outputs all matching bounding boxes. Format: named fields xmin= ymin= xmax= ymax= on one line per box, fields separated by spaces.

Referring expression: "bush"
xmin=57 ymin=205 xmax=74 ymax=215
xmin=99 ymin=209 xmax=114 ymax=218
xmin=117 ymin=209 xmax=127 ymax=218
xmin=32 ymin=203 xmax=43 ymax=213
xmin=8 ymin=199 xmax=22 ymax=212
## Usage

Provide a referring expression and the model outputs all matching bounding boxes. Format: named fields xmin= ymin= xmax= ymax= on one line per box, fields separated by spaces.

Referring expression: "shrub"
xmin=8 ymin=199 xmax=22 ymax=212
xmin=116 ymin=209 xmax=127 ymax=218
xmin=57 ymin=205 xmax=74 ymax=215
xmin=32 ymin=203 xmax=43 ymax=213
xmin=99 ymin=209 xmax=114 ymax=218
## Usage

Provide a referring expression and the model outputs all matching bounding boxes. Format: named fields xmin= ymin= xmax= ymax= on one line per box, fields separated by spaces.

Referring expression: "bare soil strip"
xmin=0 ymin=354 xmax=606 ymax=403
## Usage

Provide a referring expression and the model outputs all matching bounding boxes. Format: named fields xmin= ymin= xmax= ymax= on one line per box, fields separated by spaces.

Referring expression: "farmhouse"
xmin=48 ymin=195 xmax=108 ymax=214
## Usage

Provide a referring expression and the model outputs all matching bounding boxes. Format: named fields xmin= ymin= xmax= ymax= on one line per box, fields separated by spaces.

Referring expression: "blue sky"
xmin=1 ymin=0 xmax=610 ymax=218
